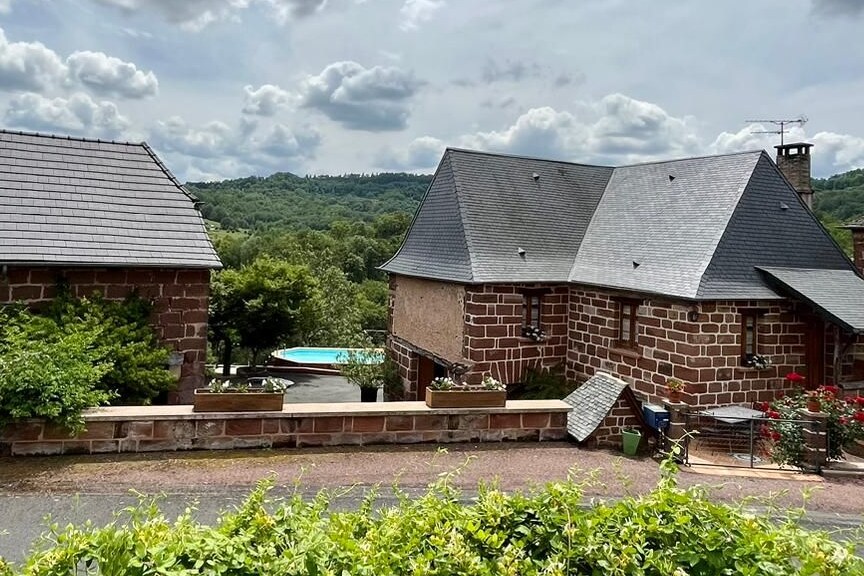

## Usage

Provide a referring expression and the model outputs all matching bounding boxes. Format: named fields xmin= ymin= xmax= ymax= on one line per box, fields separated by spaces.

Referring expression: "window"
xmin=617 ymin=300 xmax=639 ymax=348
xmin=740 ymin=309 xmax=765 ymax=366
xmin=523 ymin=293 xmax=541 ymax=329
xmin=521 ymin=289 xmax=548 ymax=340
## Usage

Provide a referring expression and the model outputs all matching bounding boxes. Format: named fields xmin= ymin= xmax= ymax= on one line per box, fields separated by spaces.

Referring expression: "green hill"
xmin=813 ymin=168 xmax=864 ymax=223
xmin=187 ymin=172 xmax=431 ymax=232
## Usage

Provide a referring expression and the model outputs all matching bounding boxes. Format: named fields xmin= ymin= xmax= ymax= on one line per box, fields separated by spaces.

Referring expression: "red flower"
xmin=821 ymin=385 xmax=840 ymax=396
xmin=767 ymin=410 xmax=781 ymax=420
xmin=755 ymin=402 xmax=769 ymax=412
xmin=840 ymin=416 xmax=849 ymax=425
xmin=785 ymin=372 xmax=805 ymax=383
xmin=856 ymin=397 xmax=864 ymax=406
xmin=855 ymin=412 xmax=864 ymax=423
xmin=770 ymin=431 xmax=781 ymax=441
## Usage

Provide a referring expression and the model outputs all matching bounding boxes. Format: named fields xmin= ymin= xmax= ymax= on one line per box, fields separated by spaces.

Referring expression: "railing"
xmin=674 ymin=411 xmax=822 ymax=470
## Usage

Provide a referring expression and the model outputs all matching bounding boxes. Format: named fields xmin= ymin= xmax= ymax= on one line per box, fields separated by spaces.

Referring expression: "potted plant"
xmin=424 ymin=375 xmax=507 ymax=408
xmin=193 ymin=377 xmax=289 ymax=412
xmin=337 ymin=348 xmax=384 ymax=403
xmin=806 ymin=390 xmax=822 ymax=413
xmin=666 ymin=377 xmax=685 ymax=403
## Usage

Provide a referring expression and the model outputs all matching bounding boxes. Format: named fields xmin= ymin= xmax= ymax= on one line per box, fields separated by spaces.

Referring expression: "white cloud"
xmin=66 ymin=50 xmax=158 ymax=99
xmin=399 ymin=0 xmax=444 ymax=31
xmin=456 ymin=94 xmax=700 ymax=165
xmin=298 ymin=61 xmax=422 ymax=131
xmin=93 ymin=0 xmax=329 ymax=30
xmin=376 ymin=135 xmax=445 ymax=171
xmin=149 ymin=114 xmax=321 ymax=180
xmin=242 ymin=84 xmax=292 ymax=116
xmin=5 ymin=92 xmax=131 ymax=137
xmin=259 ymin=122 xmax=320 ymax=156
xmin=152 ymin=116 xmax=237 ymax=157
xmin=0 ymin=28 xmax=67 ymax=91
xmin=93 ymin=0 xmax=250 ymax=31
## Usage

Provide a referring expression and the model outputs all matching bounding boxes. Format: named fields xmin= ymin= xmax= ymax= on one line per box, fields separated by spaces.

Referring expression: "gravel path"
xmin=1 ymin=442 xmax=863 ymax=514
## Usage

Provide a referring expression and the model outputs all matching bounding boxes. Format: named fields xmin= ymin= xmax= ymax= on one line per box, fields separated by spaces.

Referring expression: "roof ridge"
xmin=614 ymin=149 xmax=764 ymax=169
xmin=445 ymin=147 xmax=610 ymax=169
xmin=446 ymin=150 xmax=477 ymax=282
xmin=0 ymin=128 xmax=144 ymax=147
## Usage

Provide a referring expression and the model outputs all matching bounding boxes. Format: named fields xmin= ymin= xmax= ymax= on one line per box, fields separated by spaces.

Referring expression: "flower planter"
xmin=425 ymin=388 xmax=507 ymax=409
xmin=193 ymin=389 xmax=284 ymax=412
xmin=806 ymin=398 xmax=822 ymax=413
xmin=667 ymin=390 xmax=682 ymax=403
xmin=360 ymin=387 xmax=379 ymax=403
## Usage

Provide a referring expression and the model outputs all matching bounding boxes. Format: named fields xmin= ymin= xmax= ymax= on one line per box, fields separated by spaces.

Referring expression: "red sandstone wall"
xmin=566 ymin=289 xmax=807 ymax=407
xmin=0 ymin=266 xmax=210 ymax=402
xmin=462 ymin=284 xmax=569 ymax=385
xmin=585 ymin=396 xmax=642 ymax=449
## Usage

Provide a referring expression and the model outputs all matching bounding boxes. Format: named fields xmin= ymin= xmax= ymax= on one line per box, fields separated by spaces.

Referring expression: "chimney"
xmin=775 ymin=142 xmax=814 ymax=209
xmin=846 ymin=219 xmax=864 ymax=275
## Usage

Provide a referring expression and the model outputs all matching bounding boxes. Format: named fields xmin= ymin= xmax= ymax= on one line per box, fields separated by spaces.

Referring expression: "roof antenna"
xmin=744 ymin=116 xmax=808 ymax=147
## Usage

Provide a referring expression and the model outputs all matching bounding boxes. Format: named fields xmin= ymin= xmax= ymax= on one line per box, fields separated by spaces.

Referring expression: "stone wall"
xmin=389 ymin=276 xmax=465 ymax=362
xmin=388 ymin=336 xmax=420 ymax=399
xmin=0 ymin=266 xmax=210 ymax=402
xmin=566 ymin=288 xmax=807 ymax=407
xmin=0 ymin=401 xmax=570 ymax=456
xmin=462 ymin=284 xmax=569 ymax=385
xmin=582 ymin=396 xmax=643 ymax=449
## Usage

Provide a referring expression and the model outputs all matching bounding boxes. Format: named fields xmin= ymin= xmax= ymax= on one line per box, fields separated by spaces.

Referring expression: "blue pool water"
xmin=272 ymin=347 xmax=384 ymax=365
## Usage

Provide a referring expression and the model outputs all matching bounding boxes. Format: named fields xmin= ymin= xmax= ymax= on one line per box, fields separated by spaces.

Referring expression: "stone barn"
xmin=0 ymin=130 xmax=222 ymax=402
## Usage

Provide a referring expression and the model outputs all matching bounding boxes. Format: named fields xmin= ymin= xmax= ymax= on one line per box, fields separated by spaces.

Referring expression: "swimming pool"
xmin=271 ymin=347 xmax=384 ymax=367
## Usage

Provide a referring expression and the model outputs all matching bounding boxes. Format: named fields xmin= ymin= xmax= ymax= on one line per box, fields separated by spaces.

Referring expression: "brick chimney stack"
xmin=846 ymin=218 xmax=864 ymax=275
xmin=775 ymin=142 xmax=814 ymax=209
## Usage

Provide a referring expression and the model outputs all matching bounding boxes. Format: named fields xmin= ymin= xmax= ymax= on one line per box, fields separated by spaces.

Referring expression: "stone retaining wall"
xmin=0 ymin=401 xmax=570 ymax=456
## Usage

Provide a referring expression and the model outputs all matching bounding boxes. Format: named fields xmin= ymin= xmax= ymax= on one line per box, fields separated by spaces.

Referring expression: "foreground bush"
xmin=3 ymin=461 xmax=861 ymax=575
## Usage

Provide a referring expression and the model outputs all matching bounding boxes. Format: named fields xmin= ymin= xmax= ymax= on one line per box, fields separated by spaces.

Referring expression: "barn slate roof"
xmin=381 ymin=148 xmax=859 ymax=300
xmin=0 ymin=130 xmax=221 ymax=269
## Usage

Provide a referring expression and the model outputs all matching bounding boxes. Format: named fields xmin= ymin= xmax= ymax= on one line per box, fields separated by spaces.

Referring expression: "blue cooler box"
xmin=643 ymin=403 xmax=669 ymax=430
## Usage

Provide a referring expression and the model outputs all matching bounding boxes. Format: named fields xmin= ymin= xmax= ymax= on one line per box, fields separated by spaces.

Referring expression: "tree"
xmin=209 ymin=257 xmax=318 ymax=371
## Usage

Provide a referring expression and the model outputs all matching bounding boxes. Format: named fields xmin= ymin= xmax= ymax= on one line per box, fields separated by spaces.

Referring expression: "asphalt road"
xmin=1 ymin=488 xmax=861 ymax=565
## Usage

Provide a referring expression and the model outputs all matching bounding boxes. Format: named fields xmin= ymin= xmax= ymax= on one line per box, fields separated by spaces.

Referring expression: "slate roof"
xmin=0 ymin=130 xmax=221 ymax=268
xmin=757 ymin=267 xmax=864 ymax=333
xmin=382 ymin=149 xmax=612 ymax=283
xmin=562 ymin=372 xmax=633 ymax=442
xmin=381 ymin=148 xmax=858 ymax=300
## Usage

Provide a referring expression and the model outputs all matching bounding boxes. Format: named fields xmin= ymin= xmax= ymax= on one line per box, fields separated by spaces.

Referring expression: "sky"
xmin=1 ymin=0 xmax=864 ymax=182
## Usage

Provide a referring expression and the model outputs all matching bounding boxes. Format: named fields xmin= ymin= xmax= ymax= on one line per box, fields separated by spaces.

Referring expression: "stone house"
xmin=381 ymin=144 xmax=864 ymax=407
xmin=0 ymin=130 xmax=222 ymax=402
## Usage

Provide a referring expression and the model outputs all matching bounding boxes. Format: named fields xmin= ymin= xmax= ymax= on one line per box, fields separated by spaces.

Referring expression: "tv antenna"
xmin=744 ymin=116 xmax=808 ymax=147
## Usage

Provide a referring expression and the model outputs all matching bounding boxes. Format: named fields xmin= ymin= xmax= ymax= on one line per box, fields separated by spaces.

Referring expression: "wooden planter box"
xmin=425 ymin=388 xmax=507 ymax=409
xmin=193 ymin=389 xmax=284 ymax=412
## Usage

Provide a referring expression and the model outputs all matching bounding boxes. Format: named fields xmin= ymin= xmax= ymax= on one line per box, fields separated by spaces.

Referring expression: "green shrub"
xmin=47 ymin=290 xmax=175 ymax=404
xmin=4 ymin=460 xmax=862 ymax=575
xmin=511 ymin=364 xmax=577 ymax=400
xmin=0 ymin=308 xmax=113 ymax=433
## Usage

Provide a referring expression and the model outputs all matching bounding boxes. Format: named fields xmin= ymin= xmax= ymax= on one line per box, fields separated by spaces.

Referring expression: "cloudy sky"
xmin=1 ymin=0 xmax=864 ymax=181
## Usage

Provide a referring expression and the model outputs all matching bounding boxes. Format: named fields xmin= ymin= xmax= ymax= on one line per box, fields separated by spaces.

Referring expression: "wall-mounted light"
xmin=687 ymin=306 xmax=700 ymax=323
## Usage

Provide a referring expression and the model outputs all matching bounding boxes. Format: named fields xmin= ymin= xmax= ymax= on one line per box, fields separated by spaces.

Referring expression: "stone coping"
xmin=82 ymin=400 xmax=571 ymax=422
